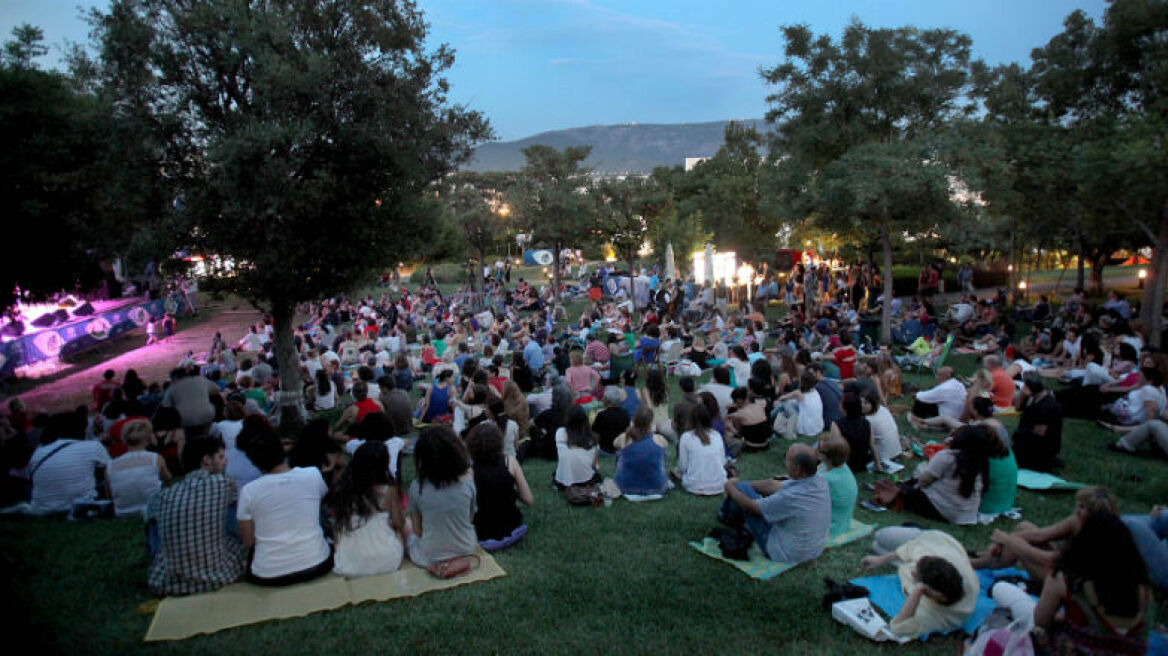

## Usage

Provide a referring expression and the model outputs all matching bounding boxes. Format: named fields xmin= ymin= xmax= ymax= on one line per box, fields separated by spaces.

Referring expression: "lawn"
xmin=3 ymin=309 xmax=1167 ymax=654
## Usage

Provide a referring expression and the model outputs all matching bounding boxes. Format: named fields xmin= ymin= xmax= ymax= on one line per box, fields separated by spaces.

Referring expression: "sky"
xmin=2 ymin=0 xmax=1108 ymax=141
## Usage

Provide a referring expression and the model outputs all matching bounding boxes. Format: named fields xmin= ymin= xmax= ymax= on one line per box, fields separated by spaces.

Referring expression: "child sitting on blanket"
xmin=860 ymin=529 xmax=980 ymax=637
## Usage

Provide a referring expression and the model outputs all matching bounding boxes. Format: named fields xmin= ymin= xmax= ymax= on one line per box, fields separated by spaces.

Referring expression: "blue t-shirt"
xmin=615 ymin=437 xmax=667 ymax=496
xmin=756 ymin=474 xmax=830 ymax=563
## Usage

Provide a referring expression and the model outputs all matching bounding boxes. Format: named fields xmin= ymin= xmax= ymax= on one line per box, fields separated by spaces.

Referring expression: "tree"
xmin=762 ymin=21 xmax=976 ymax=343
xmin=594 ymin=176 xmax=664 ymax=276
xmin=1027 ymin=1 xmax=1168 ymax=343
xmin=93 ymin=0 xmax=489 ymax=426
xmin=508 ymin=145 xmax=594 ymax=301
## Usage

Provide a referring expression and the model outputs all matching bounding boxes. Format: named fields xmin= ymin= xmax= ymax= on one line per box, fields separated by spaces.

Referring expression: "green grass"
xmin=4 ymin=344 xmax=1168 ymax=653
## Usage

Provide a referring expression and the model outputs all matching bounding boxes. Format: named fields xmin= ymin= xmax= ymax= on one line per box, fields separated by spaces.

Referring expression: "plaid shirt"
xmin=147 ymin=470 xmax=245 ymax=596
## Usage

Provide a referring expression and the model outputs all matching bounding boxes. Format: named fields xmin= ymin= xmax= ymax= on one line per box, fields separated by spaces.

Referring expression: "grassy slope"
xmin=3 ymin=303 xmax=1168 ymax=655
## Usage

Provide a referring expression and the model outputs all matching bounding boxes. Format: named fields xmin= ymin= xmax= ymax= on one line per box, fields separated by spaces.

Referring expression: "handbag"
xmin=820 ymin=578 xmax=870 ymax=611
xmin=426 ymin=554 xmax=480 ymax=579
xmin=873 ymin=479 xmax=904 ymax=511
xmin=707 ymin=526 xmax=753 ymax=560
xmin=563 ymin=483 xmax=601 ymax=506
xmin=830 ymin=597 xmax=910 ymax=643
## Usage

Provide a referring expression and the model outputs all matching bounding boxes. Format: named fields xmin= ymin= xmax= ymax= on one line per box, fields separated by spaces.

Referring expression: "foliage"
xmin=593 ymin=176 xmax=666 ymax=274
xmin=89 ymin=0 xmax=490 ymax=422
xmin=507 ymin=145 xmax=595 ymax=299
xmin=762 ymin=20 xmax=975 ymax=342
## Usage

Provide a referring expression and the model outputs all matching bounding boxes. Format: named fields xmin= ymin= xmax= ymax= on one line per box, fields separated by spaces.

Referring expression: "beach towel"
xmin=1016 ymin=469 xmax=1084 ymax=490
xmin=144 ymin=551 xmax=505 ymax=641
xmin=849 ymin=567 xmax=1032 ymax=641
xmin=689 ymin=519 xmax=876 ymax=580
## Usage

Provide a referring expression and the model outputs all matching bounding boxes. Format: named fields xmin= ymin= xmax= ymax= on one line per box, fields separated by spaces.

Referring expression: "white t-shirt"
xmin=1127 ymin=385 xmax=1167 ymax=425
xmin=699 ymin=382 xmax=734 ymax=413
xmin=28 ymin=440 xmax=111 ymax=515
xmin=554 ymin=428 xmax=598 ymax=487
xmin=237 ymin=467 xmax=331 ymax=579
xmin=866 ymin=406 xmax=902 ymax=464
xmin=678 ymin=430 xmax=727 ymax=495
xmin=108 ymin=450 xmax=161 ymax=518
xmin=212 ymin=419 xmax=262 ymax=489
xmin=796 ymin=389 xmax=825 ymax=436
xmin=916 ymin=378 xmax=967 ymax=420
xmin=344 ymin=437 xmax=405 ymax=482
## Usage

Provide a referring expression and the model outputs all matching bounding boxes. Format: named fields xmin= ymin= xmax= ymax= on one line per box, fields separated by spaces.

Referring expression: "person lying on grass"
xmin=860 ymin=529 xmax=979 ymax=638
xmin=715 ymin=443 xmax=829 ymax=564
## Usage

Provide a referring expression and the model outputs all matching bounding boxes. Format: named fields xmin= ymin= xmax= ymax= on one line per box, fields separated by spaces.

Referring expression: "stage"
xmin=0 ymin=293 xmax=193 ymax=377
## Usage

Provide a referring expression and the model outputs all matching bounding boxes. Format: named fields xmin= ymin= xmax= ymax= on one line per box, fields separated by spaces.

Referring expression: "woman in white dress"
xmin=327 ymin=441 xmax=405 ymax=577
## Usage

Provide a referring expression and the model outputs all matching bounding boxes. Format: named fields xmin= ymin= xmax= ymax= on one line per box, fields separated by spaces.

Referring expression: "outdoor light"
xmin=1018 ymin=281 xmax=1027 ymax=290
xmin=1139 ymin=268 xmax=1147 ymax=289
xmin=1007 ymin=264 xmax=1013 ymax=272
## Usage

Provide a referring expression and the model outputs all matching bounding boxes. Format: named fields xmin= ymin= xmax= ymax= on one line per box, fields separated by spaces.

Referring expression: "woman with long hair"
xmin=328 ymin=441 xmax=405 ymax=577
xmin=614 ymin=406 xmax=669 ymax=498
xmin=510 ymin=351 xmax=534 ymax=393
xmin=406 ymin=427 xmax=477 ymax=568
xmin=554 ymin=406 xmax=600 ymax=490
xmin=895 ymin=424 xmax=989 ymax=525
xmin=674 ymin=402 xmax=727 ymax=496
xmin=637 ymin=367 xmax=675 ymax=441
xmin=307 ymin=368 xmax=336 ymax=411
xmin=466 ymin=422 xmax=533 ymax=544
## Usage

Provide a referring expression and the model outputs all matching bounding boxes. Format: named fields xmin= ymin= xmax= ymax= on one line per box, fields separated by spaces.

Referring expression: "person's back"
xmin=165 ymin=375 xmax=216 ymax=428
xmin=472 ymin=458 xmax=522 ymax=541
xmin=796 ymin=389 xmax=824 ymax=436
xmin=109 ymin=450 xmax=161 ymax=517
xmin=980 ymin=449 xmax=1018 ymax=515
xmin=237 ymin=465 xmax=331 ymax=582
xmin=615 ymin=435 xmax=668 ymax=497
xmin=822 ymin=464 xmax=857 ymax=537
xmin=678 ymin=429 xmax=726 ymax=495
xmin=148 ymin=437 xmax=245 ymax=596
xmin=408 ymin=476 xmax=477 ymax=565
xmin=761 ymin=472 xmax=831 ymax=563
xmin=28 ymin=438 xmax=110 ymax=515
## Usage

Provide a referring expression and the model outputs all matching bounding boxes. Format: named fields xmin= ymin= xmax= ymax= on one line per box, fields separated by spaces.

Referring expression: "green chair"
xmin=908 ymin=334 xmax=953 ymax=375
xmin=608 ymin=352 xmax=634 ymax=384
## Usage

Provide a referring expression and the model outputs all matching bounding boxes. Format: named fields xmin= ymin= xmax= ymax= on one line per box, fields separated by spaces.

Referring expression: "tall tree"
xmin=594 ymin=176 xmax=663 ymax=276
xmin=93 ymin=0 xmax=489 ymax=426
xmin=762 ymin=21 xmax=976 ymax=343
xmin=508 ymin=145 xmax=594 ymax=301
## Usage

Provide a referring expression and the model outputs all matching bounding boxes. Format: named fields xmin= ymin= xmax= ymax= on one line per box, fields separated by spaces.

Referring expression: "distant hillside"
xmin=466 ymin=119 xmax=769 ymax=174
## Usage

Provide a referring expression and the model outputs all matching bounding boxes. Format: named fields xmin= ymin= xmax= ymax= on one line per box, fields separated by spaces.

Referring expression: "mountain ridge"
xmin=466 ymin=119 xmax=769 ymax=174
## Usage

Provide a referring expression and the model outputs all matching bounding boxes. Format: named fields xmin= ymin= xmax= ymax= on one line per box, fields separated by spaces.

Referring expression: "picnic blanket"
xmin=689 ymin=519 xmax=876 ymax=580
xmin=850 ymin=567 xmax=1032 ymax=641
xmin=144 ymin=551 xmax=505 ymax=641
xmin=1016 ymin=469 xmax=1085 ymax=490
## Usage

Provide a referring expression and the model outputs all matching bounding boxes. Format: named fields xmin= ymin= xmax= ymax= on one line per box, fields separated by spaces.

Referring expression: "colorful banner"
xmin=0 ymin=293 xmax=191 ymax=376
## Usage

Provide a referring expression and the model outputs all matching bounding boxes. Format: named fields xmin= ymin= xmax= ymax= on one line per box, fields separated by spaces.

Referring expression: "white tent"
xmin=664 ymin=242 xmax=676 ymax=282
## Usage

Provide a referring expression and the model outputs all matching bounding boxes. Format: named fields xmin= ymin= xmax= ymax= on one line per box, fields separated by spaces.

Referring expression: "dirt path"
xmin=10 ymin=298 xmax=262 ymax=414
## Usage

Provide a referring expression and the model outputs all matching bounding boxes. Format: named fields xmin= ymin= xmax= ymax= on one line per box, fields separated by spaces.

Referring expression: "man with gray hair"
xmin=716 ymin=443 xmax=831 ymax=563
xmin=592 ymin=386 xmax=631 ymax=455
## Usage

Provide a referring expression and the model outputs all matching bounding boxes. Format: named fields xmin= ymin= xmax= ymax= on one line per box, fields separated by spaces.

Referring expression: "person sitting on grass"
xmin=147 ymin=435 xmax=245 ymax=597
xmin=772 ymin=369 xmax=824 ymax=441
xmin=725 ymin=385 xmax=771 ymax=453
xmin=613 ymin=406 xmax=670 ymax=499
xmin=327 ymin=441 xmax=404 ymax=578
xmin=554 ymin=406 xmax=602 ymax=491
xmin=108 ymin=419 xmax=171 ymax=518
xmin=238 ymin=431 xmax=332 ymax=586
xmin=816 ymin=433 xmax=857 ymax=538
xmin=406 ymin=427 xmax=478 ymax=569
xmin=969 ymin=485 xmax=1118 ymax=581
xmin=467 ymin=422 xmax=533 ymax=544
xmin=674 ymin=403 xmax=728 ymax=496
xmin=1011 ymin=371 xmax=1064 ymax=472
xmin=860 ymin=529 xmax=979 ymax=638
xmin=992 ymin=511 xmax=1151 ymax=654
xmin=907 ymin=367 xmax=967 ymax=431
xmin=24 ymin=410 xmax=110 ymax=516
xmin=877 ymin=425 xmax=989 ymax=526
xmin=716 ymin=443 xmax=830 ymax=564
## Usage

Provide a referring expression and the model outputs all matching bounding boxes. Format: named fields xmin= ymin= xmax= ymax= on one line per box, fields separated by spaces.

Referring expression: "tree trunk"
xmin=1139 ymin=204 xmax=1168 ymax=348
xmin=1075 ymin=231 xmax=1086 ymax=290
xmin=552 ymin=239 xmax=562 ymax=302
xmin=1088 ymin=253 xmax=1106 ymax=295
xmin=880 ymin=221 xmax=893 ymax=346
xmin=271 ymin=301 xmax=305 ymax=436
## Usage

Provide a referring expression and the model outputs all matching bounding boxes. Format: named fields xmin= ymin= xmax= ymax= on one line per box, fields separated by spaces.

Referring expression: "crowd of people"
xmin=0 ymin=261 xmax=1165 ymax=651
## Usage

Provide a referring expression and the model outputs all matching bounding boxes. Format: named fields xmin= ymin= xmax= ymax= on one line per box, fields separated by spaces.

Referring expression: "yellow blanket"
xmin=145 ymin=552 xmax=505 ymax=641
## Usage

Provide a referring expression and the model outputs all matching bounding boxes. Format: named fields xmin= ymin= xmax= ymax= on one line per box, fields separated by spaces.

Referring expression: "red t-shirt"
xmin=834 ymin=347 xmax=857 ymax=380
xmin=92 ymin=380 xmax=121 ymax=410
xmin=355 ymin=398 xmax=381 ymax=423
xmin=990 ymin=368 xmax=1015 ymax=408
